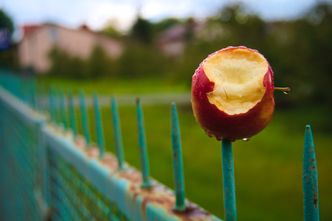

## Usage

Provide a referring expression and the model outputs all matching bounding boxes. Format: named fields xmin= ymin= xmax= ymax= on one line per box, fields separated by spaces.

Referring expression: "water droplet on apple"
xmin=283 ymin=91 xmax=288 ymax=95
xmin=242 ymin=138 xmax=250 ymax=141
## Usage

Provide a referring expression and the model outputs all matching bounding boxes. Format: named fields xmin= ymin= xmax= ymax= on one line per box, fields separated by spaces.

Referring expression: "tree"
xmin=130 ymin=17 xmax=153 ymax=44
xmin=0 ymin=9 xmax=17 ymax=69
xmin=100 ymin=22 xmax=123 ymax=39
xmin=48 ymin=48 xmax=88 ymax=78
xmin=87 ymin=45 xmax=113 ymax=78
xmin=0 ymin=9 xmax=14 ymax=36
xmin=151 ymin=18 xmax=182 ymax=36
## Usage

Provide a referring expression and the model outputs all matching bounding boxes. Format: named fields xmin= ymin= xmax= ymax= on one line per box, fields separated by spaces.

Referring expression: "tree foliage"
xmin=48 ymin=46 xmax=118 ymax=79
xmin=0 ymin=9 xmax=17 ymax=70
xmin=0 ymin=9 xmax=14 ymax=35
xmin=130 ymin=17 xmax=153 ymax=44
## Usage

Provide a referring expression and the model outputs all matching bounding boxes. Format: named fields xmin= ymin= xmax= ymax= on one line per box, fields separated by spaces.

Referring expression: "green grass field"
xmin=38 ymin=77 xmax=188 ymax=94
xmin=71 ymin=104 xmax=331 ymax=221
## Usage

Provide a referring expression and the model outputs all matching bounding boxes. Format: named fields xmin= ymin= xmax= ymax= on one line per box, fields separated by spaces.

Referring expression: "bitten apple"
xmin=191 ymin=46 xmax=275 ymax=141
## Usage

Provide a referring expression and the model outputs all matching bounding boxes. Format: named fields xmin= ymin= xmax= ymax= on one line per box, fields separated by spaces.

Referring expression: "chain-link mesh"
xmin=0 ymin=98 xmax=41 ymax=221
xmin=0 ymin=92 xmax=130 ymax=221
xmin=48 ymin=148 xmax=129 ymax=221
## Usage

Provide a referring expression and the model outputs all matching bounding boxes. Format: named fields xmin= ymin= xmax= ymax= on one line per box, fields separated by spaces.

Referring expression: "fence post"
xmin=221 ymin=140 xmax=237 ymax=221
xmin=111 ymin=97 xmax=125 ymax=169
xmin=93 ymin=94 xmax=105 ymax=158
xmin=303 ymin=125 xmax=320 ymax=221
xmin=170 ymin=102 xmax=186 ymax=211
xmin=48 ymin=89 xmax=55 ymax=122
xmin=54 ymin=89 xmax=61 ymax=125
xmin=60 ymin=91 xmax=68 ymax=129
xmin=37 ymin=118 xmax=52 ymax=219
xmin=30 ymin=79 xmax=37 ymax=109
xmin=136 ymin=98 xmax=151 ymax=188
xmin=68 ymin=91 xmax=77 ymax=137
xmin=79 ymin=91 xmax=91 ymax=145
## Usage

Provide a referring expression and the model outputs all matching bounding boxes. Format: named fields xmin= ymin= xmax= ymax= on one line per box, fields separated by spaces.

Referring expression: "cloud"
xmin=2 ymin=0 xmax=329 ymax=32
xmin=83 ymin=0 xmax=137 ymax=31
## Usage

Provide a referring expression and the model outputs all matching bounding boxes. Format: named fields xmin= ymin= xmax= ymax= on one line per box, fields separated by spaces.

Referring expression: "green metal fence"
xmin=0 ymin=71 xmax=320 ymax=221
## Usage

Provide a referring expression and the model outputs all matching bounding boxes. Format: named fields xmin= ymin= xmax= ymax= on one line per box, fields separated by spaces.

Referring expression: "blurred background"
xmin=0 ymin=0 xmax=331 ymax=220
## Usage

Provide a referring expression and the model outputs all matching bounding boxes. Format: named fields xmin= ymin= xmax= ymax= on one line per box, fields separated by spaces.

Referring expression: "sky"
xmin=1 ymin=0 xmax=331 ymax=32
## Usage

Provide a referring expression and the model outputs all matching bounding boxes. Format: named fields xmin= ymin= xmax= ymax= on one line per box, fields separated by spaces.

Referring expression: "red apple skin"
xmin=191 ymin=47 xmax=275 ymax=141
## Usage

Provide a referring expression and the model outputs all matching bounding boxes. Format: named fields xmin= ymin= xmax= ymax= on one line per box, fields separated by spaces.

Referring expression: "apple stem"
xmin=221 ymin=139 xmax=237 ymax=221
xmin=274 ymin=86 xmax=291 ymax=94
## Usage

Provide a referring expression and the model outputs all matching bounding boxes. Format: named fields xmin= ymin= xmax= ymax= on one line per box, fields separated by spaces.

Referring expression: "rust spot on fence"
xmin=313 ymin=192 xmax=318 ymax=208
xmin=85 ymin=145 xmax=99 ymax=158
xmin=117 ymin=168 xmax=142 ymax=185
xmin=113 ymin=168 xmax=214 ymax=220
xmin=309 ymin=165 xmax=315 ymax=171
xmin=74 ymin=135 xmax=86 ymax=148
xmin=172 ymin=203 xmax=212 ymax=221
xmin=140 ymin=186 xmax=174 ymax=216
xmin=100 ymin=153 xmax=118 ymax=170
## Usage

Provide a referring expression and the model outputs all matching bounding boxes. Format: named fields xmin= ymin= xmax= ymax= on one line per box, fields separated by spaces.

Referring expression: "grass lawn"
xmin=71 ymin=103 xmax=332 ymax=221
xmin=37 ymin=77 xmax=189 ymax=94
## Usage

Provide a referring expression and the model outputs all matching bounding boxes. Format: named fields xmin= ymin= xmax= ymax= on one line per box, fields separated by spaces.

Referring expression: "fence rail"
xmin=0 ymin=71 xmax=320 ymax=221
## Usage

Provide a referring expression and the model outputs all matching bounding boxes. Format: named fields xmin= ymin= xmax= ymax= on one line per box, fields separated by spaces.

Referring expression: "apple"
xmin=191 ymin=46 xmax=275 ymax=141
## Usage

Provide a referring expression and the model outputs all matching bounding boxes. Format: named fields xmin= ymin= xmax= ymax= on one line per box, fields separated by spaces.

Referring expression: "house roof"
xmin=21 ymin=23 xmax=101 ymax=39
xmin=21 ymin=24 xmax=43 ymax=37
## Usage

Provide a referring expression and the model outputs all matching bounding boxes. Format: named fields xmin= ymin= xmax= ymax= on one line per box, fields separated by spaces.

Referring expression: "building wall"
xmin=19 ymin=26 xmax=53 ymax=72
xmin=18 ymin=25 xmax=123 ymax=73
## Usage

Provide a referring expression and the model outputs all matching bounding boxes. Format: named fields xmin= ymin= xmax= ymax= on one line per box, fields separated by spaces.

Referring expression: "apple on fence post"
xmin=192 ymin=46 xmax=283 ymax=141
xmin=191 ymin=46 xmax=289 ymax=221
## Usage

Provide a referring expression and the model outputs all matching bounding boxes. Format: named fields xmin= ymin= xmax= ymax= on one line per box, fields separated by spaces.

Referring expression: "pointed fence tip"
xmin=304 ymin=124 xmax=314 ymax=143
xmin=303 ymin=124 xmax=316 ymax=152
xmin=93 ymin=91 xmax=99 ymax=99
xmin=303 ymin=123 xmax=320 ymax=221
xmin=170 ymin=100 xmax=186 ymax=211
xmin=111 ymin=96 xmax=117 ymax=106
xmin=136 ymin=97 xmax=140 ymax=104
xmin=171 ymin=103 xmax=179 ymax=125
xmin=93 ymin=93 xmax=99 ymax=106
xmin=111 ymin=96 xmax=118 ymax=109
xmin=111 ymin=96 xmax=125 ymax=169
xmin=136 ymin=99 xmax=151 ymax=188
xmin=171 ymin=102 xmax=177 ymax=114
